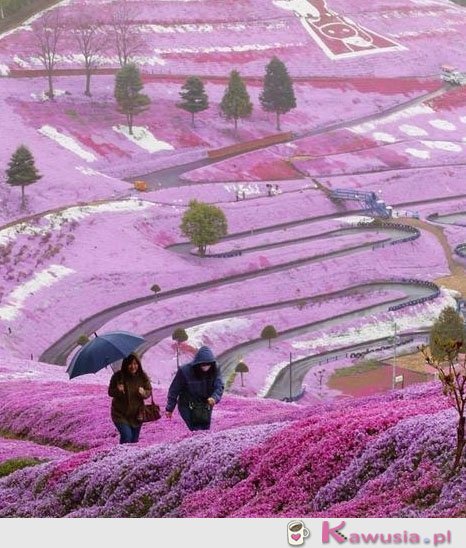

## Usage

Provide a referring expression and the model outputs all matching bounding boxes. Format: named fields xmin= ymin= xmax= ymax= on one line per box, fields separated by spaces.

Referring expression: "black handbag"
xmin=188 ymin=399 xmax=212 ymax=425
xmin=138 ymin=393 xmax=161 ymax=423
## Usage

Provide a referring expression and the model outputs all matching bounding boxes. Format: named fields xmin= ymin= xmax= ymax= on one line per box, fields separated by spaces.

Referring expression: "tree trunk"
xmin=234 ymin=117 xmax=238 ymax=134
xmin=0 ymin=5 xmax=4 ymax=19
xmin=240 ymin=372 xmax=244 ymax=387
xmin=268 ymin=338 xmax=271 ymax=348
xmin=47 ymin=71 xmax=54 ymax=100
xmin=176 ymin=344 xmax=179 ymax=369
xmin=85 ymin=69 xmax=92 ymax=96
xmin=191 ymin=111 xmax=195 ymax=128
xmin=128 ymin=113 xmax=133 ymax=135
xmin=276 ymin=111 xmax=281 ymax=131
xmin=21 ymin=185 xmax=25 ymax=209
xmin=199 ymin=244 xmax=206 ymax=257
xmin=453 ymin=415 xmax=465 ymax=473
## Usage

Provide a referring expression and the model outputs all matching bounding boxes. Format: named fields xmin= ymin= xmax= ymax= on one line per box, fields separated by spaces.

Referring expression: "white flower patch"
xmin=13 ymin=54 xmax=31 ymax=68
xmin=429 ymin=119 xmax=456 ymax=131
xmin=154 ymin=42 xmax=302 ymax=55
xmin=338 ymin=215 xmax=374 ymax=225
xmin=0 ymin=265 xmax=74 ymax=321
xmin=224 ymin=183 xmax=261 ymax=197
xmin=31 ymin=89 xmax=67 ymax=101
xmin=349 ymin=122 xmax=376 ymax=134
xmin=0 ymin=64 xmax=10 ymax=76
xmin=350 ymin=105 xmax=433 ymax=134
xmin=405 ymin=148 xmax=430 ymax=159
xmin=75 ymin=166 xmax=113 ymax=179
xmin=141 ymin=23 xmax=214 ymax=34
xmin=38 ymin=125 xmax=96 ymax=162
xmin=96 ymin=54 xmax=166 ymax=67
xmin=372 ymin=132 xmax=396 ymax=143
xmin=399 ymin=124 xmax=428 ymax=137
xmin=290 ymin=289 xmax=457 ymax=357
xmin=421 ymin=141 xmax=462 ymax=152
xmin=185 ymin=317 xmax=252 ymax=348
xmin=112 ymin=125 xmax=174 ymax=153
xmin=0 ymin=200 xmax=157 ymax=246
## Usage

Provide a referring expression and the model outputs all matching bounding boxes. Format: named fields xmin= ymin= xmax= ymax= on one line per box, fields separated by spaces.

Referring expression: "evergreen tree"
xmin=114 ymin=63 xmax=150 ymax=135
xmin=430 ymin=306 xmax=466 ymax=362
xmin=261 ymin=325 xmax=278 ymax=348
xmin=6 ymin=145 xmax=41 ymax=208
xmin=177 ymin=76 xmax=209 ymax=128
xmin=260 ymin=57 xmax=296 ymax=131
xmin=180 ymin=200 xmax=228 ymax=256
xmin=220 ymin=70 xmax=252 ymax=133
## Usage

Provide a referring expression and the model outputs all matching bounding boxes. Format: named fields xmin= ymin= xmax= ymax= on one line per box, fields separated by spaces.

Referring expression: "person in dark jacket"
xmin=165 ymin=345 xmax=224 ymax=431
xmin=108 ymin=353 xmax=152 ymax=444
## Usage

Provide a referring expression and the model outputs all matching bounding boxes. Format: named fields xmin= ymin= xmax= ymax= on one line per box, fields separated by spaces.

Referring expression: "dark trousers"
xmin=114 ymin=422 xmax=141 ymax=444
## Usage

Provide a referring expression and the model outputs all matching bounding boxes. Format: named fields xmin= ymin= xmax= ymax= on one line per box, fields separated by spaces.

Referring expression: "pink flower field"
xmin=0 ymin=0 xmax=465 ymax=522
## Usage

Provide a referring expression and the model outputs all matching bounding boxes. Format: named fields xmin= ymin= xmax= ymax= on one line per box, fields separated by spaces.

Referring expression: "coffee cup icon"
xmin=288 ymin=520 xmax=310 ymax=545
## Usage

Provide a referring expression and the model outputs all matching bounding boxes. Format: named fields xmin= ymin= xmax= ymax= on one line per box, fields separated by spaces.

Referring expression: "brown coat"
xmin=108 ymin=370 xmax=152 ymax=427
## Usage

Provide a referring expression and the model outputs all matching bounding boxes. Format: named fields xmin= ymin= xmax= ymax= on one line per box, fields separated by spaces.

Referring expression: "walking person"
xmin=108 ymin=353 xmax=153 ymax=444
xmin=165 ymin=346 xmax=224 ymax=431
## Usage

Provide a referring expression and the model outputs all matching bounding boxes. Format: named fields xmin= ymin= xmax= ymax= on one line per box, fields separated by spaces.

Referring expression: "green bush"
xmin=0 ymin=457 xmax=43 ymax=478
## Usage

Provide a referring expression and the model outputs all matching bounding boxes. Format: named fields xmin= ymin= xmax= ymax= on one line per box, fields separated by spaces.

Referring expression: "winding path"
xmin=40 ymin=222 xmax=419 ymax=365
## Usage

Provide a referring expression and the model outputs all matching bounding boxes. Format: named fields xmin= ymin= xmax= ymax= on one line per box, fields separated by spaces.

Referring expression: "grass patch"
xmin=0 ymin=428 xmax=86 ymax=452
xmin=333 ymin=359 xmax=381 ymax=377
xmin=0 ymin=457 xmax=44 ymax=478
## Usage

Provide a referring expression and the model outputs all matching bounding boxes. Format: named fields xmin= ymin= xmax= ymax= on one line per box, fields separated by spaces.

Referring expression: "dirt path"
xmin=393 ymin=217 xmax=466 ymax=296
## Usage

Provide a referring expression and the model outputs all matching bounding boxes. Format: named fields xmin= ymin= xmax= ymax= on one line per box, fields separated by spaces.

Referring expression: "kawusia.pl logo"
xmin=322 ymin=521 xmax=452 ymax=545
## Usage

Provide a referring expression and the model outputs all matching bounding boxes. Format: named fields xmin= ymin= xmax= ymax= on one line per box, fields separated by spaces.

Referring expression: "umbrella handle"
xmin=94 ymin=332 xmax=98 ymax=337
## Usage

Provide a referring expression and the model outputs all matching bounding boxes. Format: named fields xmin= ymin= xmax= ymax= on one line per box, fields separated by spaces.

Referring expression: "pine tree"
xmin=180 ymin=200 xmax=228 ymax=256
xmin=114 ymin=63 xmax=150 ymax=135
xmin=6 ymin=145 xmax=41 ymax=208
xmin=220 ymin=70 xmax=253 ymax=133
xmin=177 ymin=76 xmax=209 ymax=128
xmin=260 ymin=57 xmax=296 ymax=131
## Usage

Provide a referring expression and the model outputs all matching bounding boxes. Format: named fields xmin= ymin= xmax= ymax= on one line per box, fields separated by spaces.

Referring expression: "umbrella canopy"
xmin=67 ymin=331 xmax=145 ymax=379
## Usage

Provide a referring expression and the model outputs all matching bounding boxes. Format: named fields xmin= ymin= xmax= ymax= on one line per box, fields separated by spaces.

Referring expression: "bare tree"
xmin=421 ymin=339 xmax=466 ymax=476
xmin=73 ymin=12 xmax=106 ymax=96
xmin=32 ymin=9 xmax=63 ymax=100
xmin=110 ymin=0 xmax=145 ymax=67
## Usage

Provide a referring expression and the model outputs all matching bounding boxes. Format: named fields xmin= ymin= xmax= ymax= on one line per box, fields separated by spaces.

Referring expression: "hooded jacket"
xmin=166 ymin=346 xmax=224 ymax=418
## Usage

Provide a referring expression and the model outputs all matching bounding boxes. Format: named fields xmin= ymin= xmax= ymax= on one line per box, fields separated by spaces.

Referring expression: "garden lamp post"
xmin=289 ymin=352 xmax=292 ymax=401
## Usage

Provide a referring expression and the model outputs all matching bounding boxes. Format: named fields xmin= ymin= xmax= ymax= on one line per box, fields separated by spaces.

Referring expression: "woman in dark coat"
xmin=165 ymin=346 xmax=224 ymax=431
xmin=108 ymin=353 xmax=152 ymax=444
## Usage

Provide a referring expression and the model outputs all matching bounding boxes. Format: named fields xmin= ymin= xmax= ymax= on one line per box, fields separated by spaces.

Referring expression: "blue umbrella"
xmin=67 ymin=331 xmax=145 ymax=379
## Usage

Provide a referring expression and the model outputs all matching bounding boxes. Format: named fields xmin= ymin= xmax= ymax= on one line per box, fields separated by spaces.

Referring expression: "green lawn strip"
xmin=0 ymin=457 xmax=45 ymax=478
xmin=332 ymin=359 xmax=381 ymax=378
xmin=0 ymin=428 xmax=85 ymax=453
